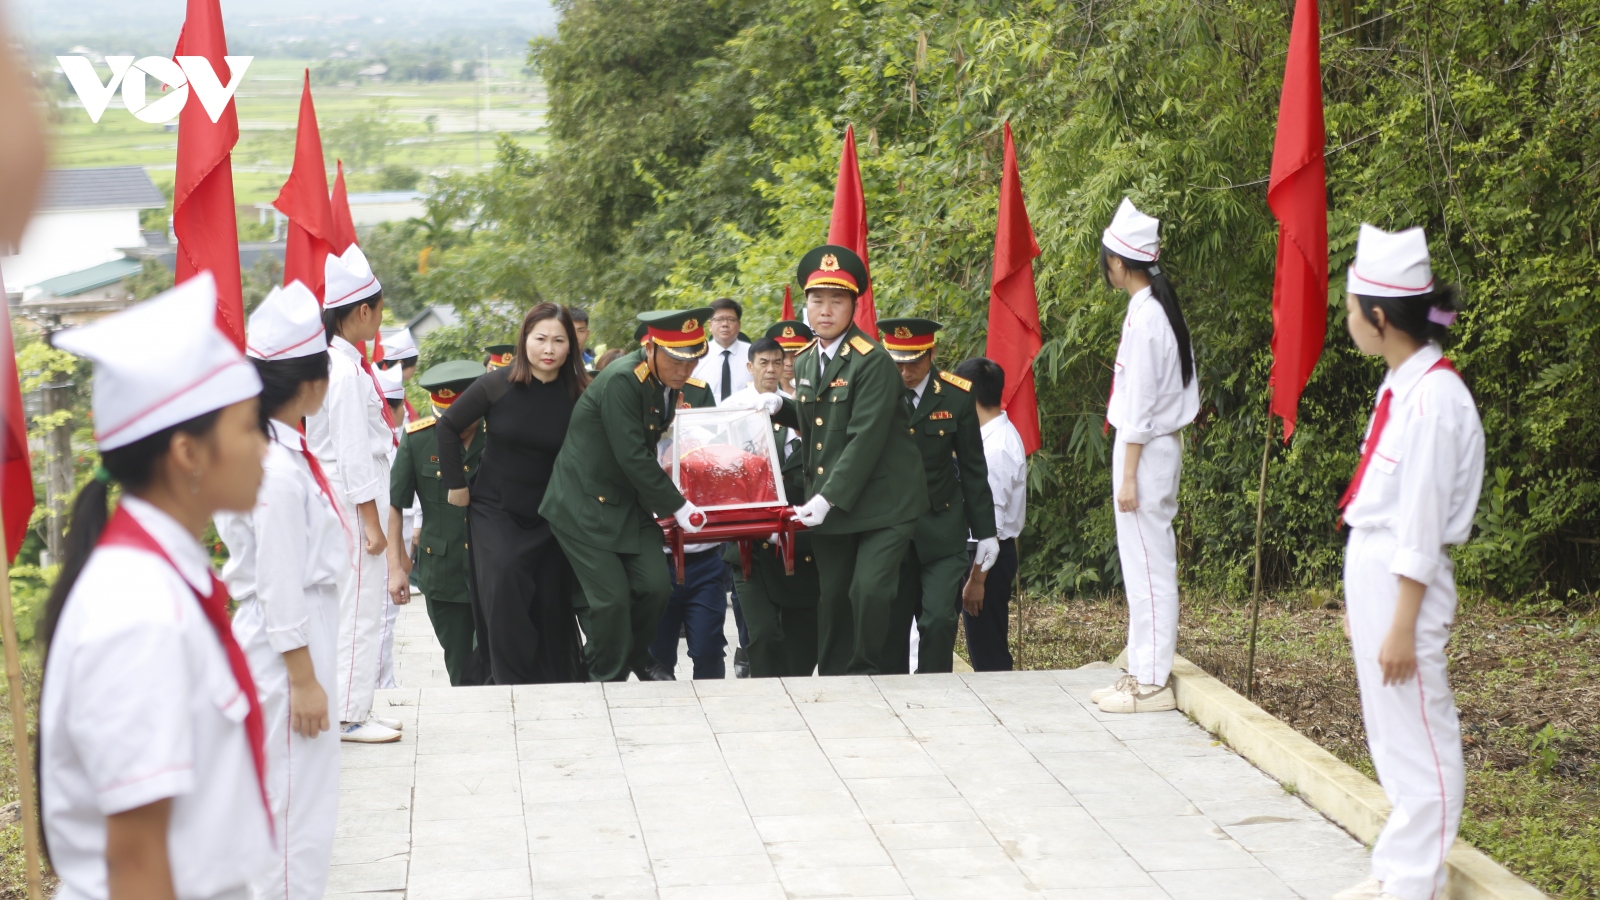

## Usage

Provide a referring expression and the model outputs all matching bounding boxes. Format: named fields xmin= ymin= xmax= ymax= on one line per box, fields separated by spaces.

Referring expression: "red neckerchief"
xmin=403 ymin=398 xmax=418 ymax=422
xmin=96 ymin=505 xmax=273 ymax=830
xmin=357 ymin=353 xmax=399 ymax=448
xmin=284 ymin=431 xmax=350 ymax=538
xmin=1339 ymin=356 xmax=1457 ymax=515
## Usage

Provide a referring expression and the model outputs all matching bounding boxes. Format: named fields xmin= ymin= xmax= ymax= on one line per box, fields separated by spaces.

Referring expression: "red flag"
xmin=1267 ymin=0 xmax=1328 ymax=441
xmin=780 ymin=285 xmax=793 ymax=322
xmin=272 ymin=72 xmax=335 ymax=302
xmin=171 ymin=0 xmax=244 ymax=349
xmin=330 ymin=160 xmax=357 ymax=254
xmin=0 ymin=279 xmax=35 ymax=562
xmin=985 ymin=123 xmax=1043 ymax=455
xmin=826 ymin=125 xmax=875 ymax=335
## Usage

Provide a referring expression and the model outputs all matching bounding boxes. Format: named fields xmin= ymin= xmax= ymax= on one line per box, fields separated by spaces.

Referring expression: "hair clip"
xmin=93 ymin=465 xmax=113 ymax=484
xmin=1427 ymin=307 xmax=1458 ymax=327
xmin=1147 ymin=264 xmax=1162 ymax=277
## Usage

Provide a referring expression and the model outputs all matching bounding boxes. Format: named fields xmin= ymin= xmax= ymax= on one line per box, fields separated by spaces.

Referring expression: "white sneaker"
xmin=367 ymin=713 xmax=404 ymax=731
xmin=340 ymin=721 xmax=401 ymax=743
xmin=1096 ymin=681 xmax=1176 ymax=714
xmin=1331 ymin=878 xmax=1382 ymax=900
xmin=1091 ymin=674 xmax=1136 ymax=704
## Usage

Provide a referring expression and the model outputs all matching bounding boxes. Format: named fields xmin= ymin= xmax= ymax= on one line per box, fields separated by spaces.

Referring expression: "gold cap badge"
xmin=683 ymin=318 xmax=699 ymax=332
xmin=819 ymin=253 xmax=840 ymax=272
xmin=438 ymin=388 xmax=456 ymax=399
xmin=894 ymin=326 xmax=912 ymax=339
xmin=781 ymin=326 xmax=796 ymax=338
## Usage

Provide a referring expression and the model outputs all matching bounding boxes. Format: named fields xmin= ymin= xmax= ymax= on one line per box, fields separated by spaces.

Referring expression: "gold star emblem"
xmin=781 ymin=326 xmax=795 ymax=338
xmin=894 ymin=326 xmax=912 ymax=339
xmin=820 ymin=253 xmax=840 ymax=272
xmin=438 ymin=388 xmax=456 ymax=399
xmin=683 ymin=318 xmax=699 ymax=332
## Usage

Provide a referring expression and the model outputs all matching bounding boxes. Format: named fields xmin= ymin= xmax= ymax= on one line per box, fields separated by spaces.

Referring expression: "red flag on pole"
xmin=0 ymin=284 xmax=35 ymax=562
xmin=1267 ymin=0 xmax=1328 ymax=441
xmin=330 ymin=160 xmax=357 ymax=254
xmin=780 ymin=285 xmax=793 ymax=322
xmin=826 ymin=125 xmax=875 ymax=335
xmin=171 ymin=0 xmax=244 ymax=349
xmin=985 ymin=123 xmax=1043 ymax=455
xmin=272 ymin=72 xmax=335 ymax=302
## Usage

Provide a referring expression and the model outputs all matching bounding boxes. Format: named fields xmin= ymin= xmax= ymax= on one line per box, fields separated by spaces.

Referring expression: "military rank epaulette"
xmin=405 ymin=415 xmax=437 ymax=434
xmin=939 ymin=371 xmax=972 ymax=392
xmin=799 ymin=337 xmax=820 ymax=354
xmin=634 ymin=361 xmax=651 ymax=382
xmin=685 ymin=377 xmax=708 ymax=389
xmin=849 ymin=335 xmax=875 ymax=355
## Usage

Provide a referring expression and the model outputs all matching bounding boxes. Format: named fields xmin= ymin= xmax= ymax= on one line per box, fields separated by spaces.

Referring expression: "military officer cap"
xmin=877 ymin=317 xmax=943 ymax=363
xmin=765 ymin=319 xmax=814 ymax=352
xmin=485 ymin=344 xmax=515 ymax=370
xmin=638 ymin=308 xmax=713 ymax=361
xmin=634 ymin=322 xmax=650 ymax=345
xmin=797 ymin=245 xmax=869 ymax=297
xmin=420 ymin=359 xmax=486 ymax=409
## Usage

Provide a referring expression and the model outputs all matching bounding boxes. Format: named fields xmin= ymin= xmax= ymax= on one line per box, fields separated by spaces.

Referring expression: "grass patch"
xmin=0 ymin=651 xmax=54 ymax=899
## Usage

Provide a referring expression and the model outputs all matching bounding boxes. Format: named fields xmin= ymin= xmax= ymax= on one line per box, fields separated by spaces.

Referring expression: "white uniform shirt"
xmin=980 ymin=411 xmax=1028 ymax=541
xmin=1342 ymin=343 xmax=1485 ymax=584
xmin=908 ymin=371 xmax=931 ymax=407
xmin=305 ymin=336 xmax=391 ymax=504
xmin=1107 ymin=287 xmax=1200 ymax=443
xmin=216 ymin=420 xmax=348 ymax=653
xmin=692 ymin=338 xmax=752 ymax=403
xmin=40 ymin=496 xmax=273 ymax=900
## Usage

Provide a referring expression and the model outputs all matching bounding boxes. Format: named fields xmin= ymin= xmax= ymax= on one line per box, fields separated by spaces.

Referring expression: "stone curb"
xmin=1146 ymin=652 xmax=1547 ymax=899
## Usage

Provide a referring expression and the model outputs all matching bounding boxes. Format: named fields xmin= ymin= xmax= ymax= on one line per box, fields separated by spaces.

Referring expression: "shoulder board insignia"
xmin=685 ymin=377 xmax=708 ymax=388
xmin=634 ymin=361 xmax=651 ymax=383
xmin=939 ymin=371 xmax=972 ymax=392
xmin=405 ymin=416 xmax=437 ymax=434
xmin=849 ymin=335 xmax=875 ymax=355
xmin=929 ymin=409 xmax=954 ymax=420
xmin=800 ymin=337 xmax=820 ymax=354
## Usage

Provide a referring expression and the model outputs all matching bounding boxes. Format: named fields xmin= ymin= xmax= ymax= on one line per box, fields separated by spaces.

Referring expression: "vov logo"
xmin=58 ymin=56 xmax=253 ymax=124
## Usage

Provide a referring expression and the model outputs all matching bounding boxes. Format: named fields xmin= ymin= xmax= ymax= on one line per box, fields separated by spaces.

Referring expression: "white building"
xmin=256 ymin=190 xmax=426 ymax=240
xmin=2 ymin=167 xmax=166 ymax=298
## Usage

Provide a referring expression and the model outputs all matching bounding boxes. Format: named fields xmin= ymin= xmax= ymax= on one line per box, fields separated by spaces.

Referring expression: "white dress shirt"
xmin=1342 ymin=343 xmax=1485 ymax=584
xmin=1107 ymin=287 xmax=1200 ymax=443
xmin=305 ymin=335 xmax=391 ymax=504
xmin=692 ymin=338 xmax=752 ymax=403
xmin=980 ymin=411 xmax=1028 ymax=540
xmin=908 ymin=371 xmax=931 ymax=407
xmin=216 ymin=420 xmax=349 ymax=653
xmin=41 ymin=496 xmax=273 ymax=900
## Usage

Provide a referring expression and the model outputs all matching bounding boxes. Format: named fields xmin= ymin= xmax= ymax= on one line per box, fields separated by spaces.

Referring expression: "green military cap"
xmin=637 ymin=308 xmax=713 ymax=361
xmin=485 ymin=344 xmax=515 ymax=370
xmin=877 ymin=317 xmax=943 ymax=363
xmin=765 ymin=319 xmax=814 ymax=351
xmin=797 ymin=244 xmax=869 ymax=296
xmin=419 ymin=360 xmax=486 ymax=409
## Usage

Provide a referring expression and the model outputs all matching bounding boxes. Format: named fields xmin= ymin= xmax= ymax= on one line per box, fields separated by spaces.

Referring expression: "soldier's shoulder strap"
xmin=405 ymin=415 xmax=437 ymax=434
xmin=685 ymin=376 xmax=708 ymax=389
xmin=938 ymin=371 xmax=972 ymax=392
xmin=633 ymin=361 xmax=651 ymax=383
xmin=798 ymin=337 xmax=820 ymax=354
xmin=848 ymin=335 xmax=875 ymax=356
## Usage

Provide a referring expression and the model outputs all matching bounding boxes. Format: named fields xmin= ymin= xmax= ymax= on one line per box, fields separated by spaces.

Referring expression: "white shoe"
xmin=340 ymin=721 xmax=401 ymax=743
xmin=1331 ymin=878 xmax=1382 ymax=900
xmin=367 ymin=713 xmax=403 ymax=731
xmin=1091 ymin=674 xmax=1136 ymax=704
xmin=1096 ymin=681 xmax=1176 ymax=714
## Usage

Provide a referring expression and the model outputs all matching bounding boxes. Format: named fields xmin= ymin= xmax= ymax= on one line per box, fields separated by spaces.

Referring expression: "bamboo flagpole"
xmin=0 ymin=509 xmax=43 ymax=900
xmin=1246 ymin=402 xmax=1274 ymax=701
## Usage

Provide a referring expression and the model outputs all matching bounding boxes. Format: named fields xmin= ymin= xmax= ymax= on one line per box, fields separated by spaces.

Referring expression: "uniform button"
xmin=426 ymin=547 xmax=433 ymax=554
xmin=815 ymin=442 xmax=823 ymax=450
xmin=909 ymin=428 xmax=915 ymax=435
xmin=939 ymin=429 xmax=946 ymax=436
xmin=598 ymin=496 xmax=606 ymax=503
xmin=816 ymin=466 xmax=825 ymax=474
xmin=463 ymin=465 xmax=469 ymax=471
xmin=815 ymin=417 xmax=824 ymax=426
xmin=434 ymin=470 xmax=441 ymax=477
xmin=805 ymin=555 xmax=813 ymax=562
xmin=762 ymin=542 xmax=770 ymax=549
xmin=648 ymin=424 xmax=656 ymax=430
xmin=464 ymin=543 xmax=469 ymax=549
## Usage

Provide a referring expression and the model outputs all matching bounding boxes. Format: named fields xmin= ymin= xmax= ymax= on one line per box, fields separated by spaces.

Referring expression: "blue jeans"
xmin=650 ymin=550 xmax=729 ymax=679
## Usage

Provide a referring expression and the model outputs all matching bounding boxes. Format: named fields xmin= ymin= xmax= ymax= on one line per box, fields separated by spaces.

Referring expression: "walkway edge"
xmin=1150 ymin=653 xmax=1547 ymax=900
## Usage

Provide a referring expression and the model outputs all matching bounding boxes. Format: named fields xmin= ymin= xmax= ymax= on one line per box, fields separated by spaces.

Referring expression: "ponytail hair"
xmin=1100 ymin=247 xmax=1195 ymax=386
xmin=1355 ymin=285 xmax=1464 ymax=349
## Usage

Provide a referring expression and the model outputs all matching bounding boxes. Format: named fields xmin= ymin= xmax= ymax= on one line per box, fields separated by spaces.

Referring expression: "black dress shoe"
xmin=733 ymin=647 xmax=750 ymax=679
xmin=633 ymin=660 xmax=677 ymax=681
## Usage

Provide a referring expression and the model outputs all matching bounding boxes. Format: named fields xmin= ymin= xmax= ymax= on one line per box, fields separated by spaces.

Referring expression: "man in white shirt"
xmin=692 ymin=297 xmax=752 ymax=403
xmin=955 ymin=357 xmax=1027 ymax=671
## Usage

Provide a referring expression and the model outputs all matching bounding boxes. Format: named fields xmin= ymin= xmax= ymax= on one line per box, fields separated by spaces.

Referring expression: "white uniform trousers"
xmin=1112 ymin=431 xmax=1182 ymax=687
xmin=335 ymin=500 xmax=389 ymax=723
xmin=1344 ymin=527 xmax=1464 ymax=900
xmin=375 ymin=599 xmax=400 ymax=690
xmin=234 ymin=586 xmax=340 ymax=900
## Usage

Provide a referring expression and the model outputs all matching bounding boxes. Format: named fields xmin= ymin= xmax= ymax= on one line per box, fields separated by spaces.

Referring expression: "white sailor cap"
xmin=324 ymin=244 xmax=382 ymax=309
xmin=381 ymin=326 xmax=419 ymax=361
xmin=1101 ymin=197 xmax=1160 ymax=262
xmin=376 ymin=362 xmax=406 ymax=401
xmin=54 ymin=272 xmax=261 ymax=451
xmin=1347 ymin=224 xmax=1434 ymax=298
xmin=247 ymin=280 xmax=327 ymax=361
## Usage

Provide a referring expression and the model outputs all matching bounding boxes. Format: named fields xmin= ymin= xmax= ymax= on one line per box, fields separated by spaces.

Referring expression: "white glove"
xmin=793 ymin=494 xmax=831 ymax=527
xmin=754 ymin=392 xmax=784 ymax=415
xmin=673 ymin=501 xmax=706 ymax=534
xmin=974 ymin=537 xmax=1001 ymax=572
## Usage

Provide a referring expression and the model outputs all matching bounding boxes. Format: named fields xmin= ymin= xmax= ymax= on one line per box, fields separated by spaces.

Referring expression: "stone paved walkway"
xmin=333 ymin=600 xmax=1369 ymax=899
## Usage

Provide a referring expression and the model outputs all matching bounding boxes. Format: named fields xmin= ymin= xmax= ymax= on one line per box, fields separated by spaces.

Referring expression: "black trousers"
xmin=469 ymin=500 xmax=585 ymax=685
xmin=961 ymin=537 xmax=1017 ymax=672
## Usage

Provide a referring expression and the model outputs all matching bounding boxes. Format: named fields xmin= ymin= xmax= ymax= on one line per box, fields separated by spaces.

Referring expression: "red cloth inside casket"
xmin=675 ymin=444 xmax=778 ymax=508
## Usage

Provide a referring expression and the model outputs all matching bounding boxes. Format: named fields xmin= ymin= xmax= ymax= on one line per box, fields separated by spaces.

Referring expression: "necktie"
xmin=905 ymin=387 xmax=918 ymax=414
xmin=359 ymin=355 xmax=399 ymax=447
xmin=721 ymin=349 xmax=733 ymax=401
xmin=1337 ymin=388 xmax=1393 ymax=513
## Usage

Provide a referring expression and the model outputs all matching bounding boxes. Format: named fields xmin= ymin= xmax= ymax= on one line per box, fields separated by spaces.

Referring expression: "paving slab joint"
xmin=1108 ymin=650 xmax=1548 ymax=900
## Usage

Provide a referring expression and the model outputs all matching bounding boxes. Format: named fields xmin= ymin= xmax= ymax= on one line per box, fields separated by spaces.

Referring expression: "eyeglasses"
xmin=710 ymin=316 xmax=740 ymax=325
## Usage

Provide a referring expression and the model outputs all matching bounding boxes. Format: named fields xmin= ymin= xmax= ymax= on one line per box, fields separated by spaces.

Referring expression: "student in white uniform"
xmin=1331 ymin=225 xmax=1482 ymax=900
xmin=38 ymin=273 xmax=274 ymax=899
xmin=374 ymin=362 xmax=410 ymax=690
xmin=217 ymin=281 xmax=347 ymax=900
xmin=304 ymin=245 xmax=403 ymax=743
xmin=1091 ymin=198 xmax=1200 ymax=714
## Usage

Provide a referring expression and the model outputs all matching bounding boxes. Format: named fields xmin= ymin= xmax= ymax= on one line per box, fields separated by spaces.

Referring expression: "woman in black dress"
xmin=437 ymin=302 xmax=588 ymax=684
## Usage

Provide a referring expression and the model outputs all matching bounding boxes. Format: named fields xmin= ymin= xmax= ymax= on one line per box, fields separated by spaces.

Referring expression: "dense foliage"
xmin=402 ymin=0 xmax=1600 ymax=603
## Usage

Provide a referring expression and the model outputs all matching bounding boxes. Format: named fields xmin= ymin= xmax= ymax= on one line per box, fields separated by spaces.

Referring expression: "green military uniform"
xmin=771 ymin=247 xmax=929 ymax=675
xmin=875 ymin=319 xmax=997 ymax=674
xmin=390 ymin=360 xmax=487 ymax=686
xmin=540 ymin=309 xmax=713 ymax=682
